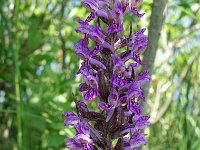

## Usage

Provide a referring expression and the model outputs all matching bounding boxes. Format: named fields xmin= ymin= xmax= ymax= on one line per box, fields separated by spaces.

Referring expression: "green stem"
xmin=0 ymin=2 xmax=23 ymax=149
xmin=12 ymin=0 xmax=23 ymax=149
xmin=13 ymin=49 xmax=23 ymax=150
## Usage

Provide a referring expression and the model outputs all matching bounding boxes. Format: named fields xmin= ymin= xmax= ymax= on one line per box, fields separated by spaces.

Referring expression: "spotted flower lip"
xmin=79 ymin=83 xmax=90 ymax=92
xmin=83 ymin=88 xmax=99 ymax=101
xmin=106 ymin=23 xmax=124 ymax=35
xmin=126 ymin=100 xmax=142 ymax=116
xmin=110 ymin=74 xmax=126 ymax=88
xmin=64 ymin=0 xmax=150 ymax=149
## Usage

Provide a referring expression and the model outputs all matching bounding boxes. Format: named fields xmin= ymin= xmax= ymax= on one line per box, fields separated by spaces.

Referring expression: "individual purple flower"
xmin=79 ymin=83 xmax=90 ymax=92
xmin=110 ymin=74 xmax=126 ymax=88
xmin=106 ymin=23 xmax=124 ymax=35
xmin=75 ymin=37 xmax=104 ymax=61
xmin=63 ymin=112 xmax=79 ymax=126
xmin=126 ymin=100 xmax=142 ymax=116
xmin=98 ymin=101 xmax=114 ymax=122
xmin=83 ymin=88 xmax=99 ymax=102
xmin=133 ymin=115 xmax=150 ymax=129
xmin=112 ymin=55 xmax=126 ymax=74
xmin=127 ymin=82 xmax=142 ymax=99
xmin=121 ymin=123 xmax=137 ymax=135
xmin=80 ymin=82 xmax=99 ymax=102
xmin=112 ymin=0 xmax=124 ymax=23
xmin=65 ymin=122 xmax=94 ymax=150
xmin=76 ymin=23 xmax=114 ymax=52
xmin=98 ymin=88 xmax=119 ymax=122
xmin=136 ymin=70 xmax=151 ymax=84
xmin=75 ymin=38 xmax=90 ymax=60
xmin=124 ymin=131 xmax=147 ymax=150
xmin=76 ymin=41 xmax=106 ymax=70
xmin=132 ymin=28 xmax=148 ymax=54
xmin=129 ymin=6 xmax=145 ymax=18
xmin=82 ymin=0 xmax=109 ymax=19
xmin=79 ymin=75 xmax=99 ymax=102
xmin=78 ymin=101 xmax=89 ymax=112
xmin=88 ymin=57 xmax=107 ymax=70
xmin=77 ymin=60 xmax=92 ymax=75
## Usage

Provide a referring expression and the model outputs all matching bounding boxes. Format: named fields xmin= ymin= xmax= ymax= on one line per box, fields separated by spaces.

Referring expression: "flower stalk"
xmin=63 ymin=0 xmax=151 ymax=149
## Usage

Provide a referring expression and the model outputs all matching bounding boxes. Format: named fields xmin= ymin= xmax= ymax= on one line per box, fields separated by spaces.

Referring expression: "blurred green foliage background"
xmin=0 ymin=0 xmax=200 ymax=150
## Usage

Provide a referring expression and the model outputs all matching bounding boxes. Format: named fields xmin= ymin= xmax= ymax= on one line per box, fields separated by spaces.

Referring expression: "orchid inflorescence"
xmin=63 ymin=0 xmax=151 ymax=149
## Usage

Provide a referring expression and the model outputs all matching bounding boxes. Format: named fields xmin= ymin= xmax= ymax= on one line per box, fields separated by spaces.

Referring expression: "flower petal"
xmin=63 ymin=112 xmax=79 ymax=126
xmin=129 ymin=131 xmax=147 ymax=148
xmin=83 ymin=88 xmax=98 ymax=101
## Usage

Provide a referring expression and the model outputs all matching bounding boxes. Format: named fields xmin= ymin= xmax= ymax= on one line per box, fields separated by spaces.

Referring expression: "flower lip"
xmin=83 ymin=88 xmax=99 ymax=102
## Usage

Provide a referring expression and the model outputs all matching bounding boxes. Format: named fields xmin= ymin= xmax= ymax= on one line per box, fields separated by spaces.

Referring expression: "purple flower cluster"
xmin=63 ymin=0 xmax=151 ymax=149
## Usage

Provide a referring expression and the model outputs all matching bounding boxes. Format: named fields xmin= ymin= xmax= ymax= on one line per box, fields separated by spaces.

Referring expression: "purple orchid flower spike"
xmin=64 ymin=0 xmax=151 ymax=149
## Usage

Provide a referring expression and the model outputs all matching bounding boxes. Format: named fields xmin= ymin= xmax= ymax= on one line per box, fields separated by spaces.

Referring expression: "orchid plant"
xmin=63 ymin=0 xmax=151 ymax=149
